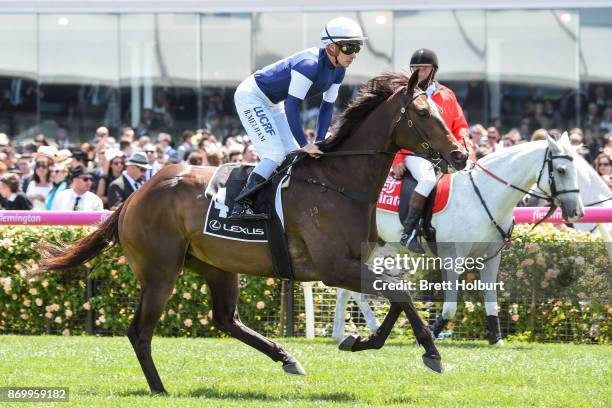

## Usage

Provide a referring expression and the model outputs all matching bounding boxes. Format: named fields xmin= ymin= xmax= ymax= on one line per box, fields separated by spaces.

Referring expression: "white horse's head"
xmin=541 ymin=132 xmax=585 ymax=222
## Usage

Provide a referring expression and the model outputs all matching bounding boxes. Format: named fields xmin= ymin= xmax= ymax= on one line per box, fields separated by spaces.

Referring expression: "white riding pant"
xmin=234 ymin=75 xmax=299 ymax=166
xmin=404 ymin=155 xmax=436 ymax=196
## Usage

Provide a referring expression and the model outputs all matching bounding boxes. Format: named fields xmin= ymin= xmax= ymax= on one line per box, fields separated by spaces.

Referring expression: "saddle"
xmin=204 ymin=159 xmax=295 ymax=280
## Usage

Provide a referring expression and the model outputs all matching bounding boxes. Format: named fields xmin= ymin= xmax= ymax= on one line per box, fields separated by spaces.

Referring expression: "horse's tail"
xmin=30 ymin=203 xmax=124 ymax=278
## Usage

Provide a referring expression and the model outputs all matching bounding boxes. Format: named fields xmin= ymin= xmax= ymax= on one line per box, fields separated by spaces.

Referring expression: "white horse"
xmin=336 ymin=134 xmax=584 ymax=352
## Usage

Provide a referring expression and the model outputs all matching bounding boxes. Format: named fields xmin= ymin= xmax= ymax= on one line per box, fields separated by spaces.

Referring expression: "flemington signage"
xmin=0 ymin=211 xmax=111 ymax=226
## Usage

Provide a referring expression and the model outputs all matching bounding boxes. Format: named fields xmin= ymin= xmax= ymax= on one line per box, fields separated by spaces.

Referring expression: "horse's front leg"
xmin=429 ymin=268 xmax=459 ymax=338
xmin=481 ymin=252 xmax=504 ymax=346
xmin=324 ymin=259 xmax=442 ymax=373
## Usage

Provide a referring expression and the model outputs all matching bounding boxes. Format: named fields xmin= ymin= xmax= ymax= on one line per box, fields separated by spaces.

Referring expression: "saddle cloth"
xmin=376 ymin=172 xmax=453 ymax=217
xmin=203 ymin=163 xmax=289 ymax=242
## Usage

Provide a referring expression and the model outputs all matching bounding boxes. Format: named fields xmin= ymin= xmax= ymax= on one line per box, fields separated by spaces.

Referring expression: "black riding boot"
xmin=230 ymin=172 xmax=269 ymax=220
xmin=399 ymin=192 xmax=427 ymax=253
xmin=486 ymin=315 xmax=503 ymax=345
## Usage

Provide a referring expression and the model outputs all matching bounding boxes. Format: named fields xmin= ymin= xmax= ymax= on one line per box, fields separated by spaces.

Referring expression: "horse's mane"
xmin=320 ymin=71 xmax=411 ymax=152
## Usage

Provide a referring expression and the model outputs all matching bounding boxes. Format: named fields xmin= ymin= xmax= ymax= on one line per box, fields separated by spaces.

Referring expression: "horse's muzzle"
xmin=449 ymin=150 xmax=468 ymax=170
xmin=562 ymin=205 xmax=584 ymax=223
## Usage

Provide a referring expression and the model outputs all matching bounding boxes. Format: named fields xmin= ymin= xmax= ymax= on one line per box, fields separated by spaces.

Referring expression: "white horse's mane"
xmin=475 ymin=133 xmax=576 ymax=169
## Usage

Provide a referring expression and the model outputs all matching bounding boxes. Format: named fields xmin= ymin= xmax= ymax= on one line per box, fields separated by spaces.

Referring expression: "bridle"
xmin=469 ymin=146 xmax=580 ymax=261
xmin=393 ymin=88 xmax=449 ymax=170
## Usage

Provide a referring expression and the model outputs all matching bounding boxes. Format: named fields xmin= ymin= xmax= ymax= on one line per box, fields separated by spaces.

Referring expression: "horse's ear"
xmin=547 ymin=134 xmax=561 ymax=153
xmin=558 ymin=131 xmax=574 ymax=152
xmin=407 ymin=69 xmax=420 ymax=92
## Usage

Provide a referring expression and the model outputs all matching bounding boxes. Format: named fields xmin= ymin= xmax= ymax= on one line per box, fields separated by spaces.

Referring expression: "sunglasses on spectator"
xmin=337 ymin=42 xmax=361 ymax=55
xmin=599 ymin=162 xmax=611 ymax=167
xmin=111 ymin=161 xmax=125 ymax=166
xmin=35 ymin=162 xmax=49 ymax=169
xmin=52 ymin=169 xmax=65 ymax=174
xmin=78 ymin=177 xmax=93 ymax=182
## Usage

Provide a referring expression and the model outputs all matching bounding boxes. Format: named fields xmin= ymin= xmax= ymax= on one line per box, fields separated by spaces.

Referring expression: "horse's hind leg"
xmin=126 ymin=244 xmax=184 ymax=394
xmin=128 ymin=281 xmax=175 ymax=394
xmin=191 ymin=260 xmax=305 ymax=375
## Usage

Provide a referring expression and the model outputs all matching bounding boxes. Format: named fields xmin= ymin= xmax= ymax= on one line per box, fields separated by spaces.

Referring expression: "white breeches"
xmin=404 ymin=155 xmax=436 ymax=196
xmin=234 ymin=75 xmax=299 ymax=166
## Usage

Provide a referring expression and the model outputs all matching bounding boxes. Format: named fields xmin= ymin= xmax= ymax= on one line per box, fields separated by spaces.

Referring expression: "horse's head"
xmin=392 ymin=69 xmax=468 ymax=171
xmin=539 ymin=132 xmax=585 ymax=222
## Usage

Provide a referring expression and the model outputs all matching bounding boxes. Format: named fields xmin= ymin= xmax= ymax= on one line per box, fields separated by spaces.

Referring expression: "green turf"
xmin=0 ymin=335 xmax=610 ymax=407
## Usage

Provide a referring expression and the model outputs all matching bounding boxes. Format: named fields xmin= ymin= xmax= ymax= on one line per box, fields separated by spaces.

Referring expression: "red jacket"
xmin=392 ymin=82 xmax=471 ymax=167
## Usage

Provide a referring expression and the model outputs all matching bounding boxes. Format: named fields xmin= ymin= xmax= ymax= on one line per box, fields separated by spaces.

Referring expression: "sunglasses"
xmin=78 ymin=177 xmax=93 ymax=182
xmin=111 ymin=161 xmax=124 ymax=166
xmin=338 ymin=42 xmax=361 ymax=55
xmin=598 ymin=162 xmax=611 ymax=167
xmin=51 ymin=169 xmax=65 ymax=174
xmin=35 ymin=163 xmax=49 ymax=169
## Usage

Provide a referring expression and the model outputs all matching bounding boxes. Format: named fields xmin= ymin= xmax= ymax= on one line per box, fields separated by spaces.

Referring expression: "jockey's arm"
xmin=285 ymin=95 xmax=308 ymax=146
xmin=448 ymin=94 xmax=477 ymax=162
xmin=284 ymin=60 xmax=318 ymax=147
xmin=316 ymin=73 xmax=343 ymax=141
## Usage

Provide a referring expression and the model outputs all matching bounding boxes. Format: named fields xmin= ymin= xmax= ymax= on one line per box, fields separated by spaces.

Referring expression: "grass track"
xmin=0 ymin=335 xmax=610 ymax=407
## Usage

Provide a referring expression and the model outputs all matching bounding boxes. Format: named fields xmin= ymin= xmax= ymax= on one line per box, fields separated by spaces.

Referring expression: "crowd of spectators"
xmin=0 ymin=124 xmax=272 ymax=211
xmin=0 ymin=90 xmax=611 ymax=212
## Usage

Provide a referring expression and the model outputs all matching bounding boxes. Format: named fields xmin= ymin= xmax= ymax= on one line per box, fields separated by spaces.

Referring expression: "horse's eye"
xmin=417 ymin=109 xmax=430 ymax=118
xmin=557 ymin=166 xmax=566 ymax=175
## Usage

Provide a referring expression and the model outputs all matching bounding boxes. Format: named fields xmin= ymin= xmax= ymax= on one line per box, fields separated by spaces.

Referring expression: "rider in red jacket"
xmin=392 ymin=48 xmax=472 ymax=253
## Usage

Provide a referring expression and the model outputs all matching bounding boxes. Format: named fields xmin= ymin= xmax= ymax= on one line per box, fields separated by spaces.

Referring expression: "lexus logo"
xmin=208 ymin=220 xmax=221 ymax=231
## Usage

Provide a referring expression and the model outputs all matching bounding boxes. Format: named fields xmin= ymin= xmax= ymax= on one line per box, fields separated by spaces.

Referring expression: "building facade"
xmin=0 ymin=1 xmax=611 ymax=144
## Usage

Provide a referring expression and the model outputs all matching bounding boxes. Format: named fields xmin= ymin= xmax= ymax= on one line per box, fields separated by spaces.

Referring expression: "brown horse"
xmin=34 ymin=70 xmax=467 ymax=394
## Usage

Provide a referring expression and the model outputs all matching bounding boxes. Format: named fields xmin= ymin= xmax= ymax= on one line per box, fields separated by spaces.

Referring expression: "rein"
xmin=468 ymin=147 xmax=579 ymax=261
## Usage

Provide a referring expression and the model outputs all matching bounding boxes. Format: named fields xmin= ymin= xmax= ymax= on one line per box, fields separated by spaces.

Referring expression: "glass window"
xmin=486 ymin=9 xmax=579 ymax=135
xmin=200 ymin=13 xmax=252 ymax=141
xmin=394 ymin=10 xmax=486 ymax=124
xmin=253 ymin=13 xmax=304 ymax=69
xmin=120 ymin=14 xmax=198 ymax=141
xmin=0 ymin=15 xmax=38 ymax=139
xmin=579 ymin=8 xmax=612 ymax=155
xmin=38 ymin=14 xmax=119 ymax=143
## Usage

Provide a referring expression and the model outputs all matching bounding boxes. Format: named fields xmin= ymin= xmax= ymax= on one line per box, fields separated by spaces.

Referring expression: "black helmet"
xmin=410 ymin=48 xmax=438 ymax=68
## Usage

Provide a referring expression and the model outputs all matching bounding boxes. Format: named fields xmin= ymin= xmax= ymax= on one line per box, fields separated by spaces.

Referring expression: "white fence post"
xmin=301 ymin=282 xmax=315 ymax=339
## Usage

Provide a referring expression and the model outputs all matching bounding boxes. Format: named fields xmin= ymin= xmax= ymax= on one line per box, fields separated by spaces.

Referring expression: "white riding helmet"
xmin=321 ymin=17 xmax=368 ymax=46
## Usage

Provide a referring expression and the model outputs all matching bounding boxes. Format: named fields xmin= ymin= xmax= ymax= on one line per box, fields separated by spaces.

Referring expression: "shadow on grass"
xmin=119 ymin=387 xmax=357 ymax=402
xmin=437 ymin=341 xmax=534 ymax=351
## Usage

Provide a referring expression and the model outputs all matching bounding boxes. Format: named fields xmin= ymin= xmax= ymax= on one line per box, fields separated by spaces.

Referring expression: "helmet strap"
xmin=418 ymin=66 xmax=437 ymax=89
xmin=325 ymin=44 xmax=341 ymax=67
xmin=324 ymin=25 xmax=342 ymax=67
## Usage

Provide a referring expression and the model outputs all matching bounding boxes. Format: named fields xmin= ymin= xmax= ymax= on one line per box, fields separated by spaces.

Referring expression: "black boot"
xmin=230 ymin=173 xmax=269 ymax=220
xmin=399 ymin=192 xmax=427 ymax=253
xmin=486 ymin=315 xmax=503 ymax=345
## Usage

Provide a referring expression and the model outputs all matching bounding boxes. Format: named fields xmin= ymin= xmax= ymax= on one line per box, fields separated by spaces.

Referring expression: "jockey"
xmin=231 ymin=17 xmax=367 ymax=220
xmin=392 ymin=48 xmax=472 ymax=253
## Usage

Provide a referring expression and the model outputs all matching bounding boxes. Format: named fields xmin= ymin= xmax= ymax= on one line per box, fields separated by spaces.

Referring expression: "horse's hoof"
xmin=338 ymin=334 xmax=359 ymax=351
xmin=283 ymin=361 xmax=306 ymax=376
xmin=492 ymin=339 xmax=504 ymax=347
xmin=152 ymin=389 xmax=168 ymax=396
xmin=422 ymin=354 xmax=444 ymax=374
